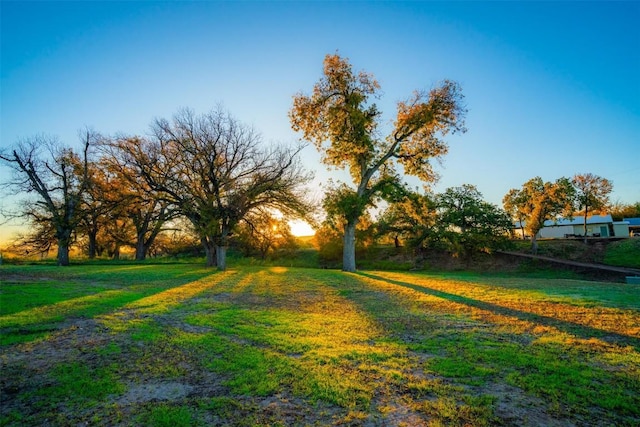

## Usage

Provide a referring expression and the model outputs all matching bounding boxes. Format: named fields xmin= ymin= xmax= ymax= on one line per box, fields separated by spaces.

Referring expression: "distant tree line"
xmin=503 ymin=173 xmax=623 ymax=253
xmin=2 ymin=54 xmax=637 ymax=268
xmin=0 ymin=108 xmax=313 ymax=268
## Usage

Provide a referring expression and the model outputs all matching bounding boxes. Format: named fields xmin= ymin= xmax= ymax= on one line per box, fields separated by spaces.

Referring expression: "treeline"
xmin=314 ymin=177 xmax=638 ymax=266
xmin=1 ymin=108 xmax=313 ymax=268
xmin=315 ymin=184 xmax=514 ymax=265
xmin=2 ymin=54 xmax=638 ymax=269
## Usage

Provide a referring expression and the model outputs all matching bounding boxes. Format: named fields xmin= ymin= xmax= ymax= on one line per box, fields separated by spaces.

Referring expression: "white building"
xmin=515 ymin=215 xmax=630 ymax=239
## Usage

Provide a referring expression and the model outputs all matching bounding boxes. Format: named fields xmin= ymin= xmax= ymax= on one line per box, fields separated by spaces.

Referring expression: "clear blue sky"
xmin=1 ymin=1 xmax=639 ymax=239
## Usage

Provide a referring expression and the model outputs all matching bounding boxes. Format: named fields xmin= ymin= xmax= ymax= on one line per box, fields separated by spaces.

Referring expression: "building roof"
xmin=624 ymin=217 xmax=640 ymax=226
xmin=543 ymin=214 xmax=612 ymax=227
xmin=514 ymin=215 xmax=614 ymax=228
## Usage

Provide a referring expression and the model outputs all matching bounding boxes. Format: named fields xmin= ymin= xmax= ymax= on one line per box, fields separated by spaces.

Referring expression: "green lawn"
xmin=1 ymin=264 xmax=638 ymax=426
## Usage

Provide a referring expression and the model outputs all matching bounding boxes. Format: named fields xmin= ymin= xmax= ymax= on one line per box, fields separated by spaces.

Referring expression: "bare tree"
xmin=111 ymin=108 xmax=313 ymax=269
xmin=0 ymin=132 xmax=95 ymax=265
xmin=96 ymin=147 xmax=178 ymax=261
xmin=76 ymin=157 xmax=123 ymax=258
xmin=6 ymin=211 xmax=57 ymax=258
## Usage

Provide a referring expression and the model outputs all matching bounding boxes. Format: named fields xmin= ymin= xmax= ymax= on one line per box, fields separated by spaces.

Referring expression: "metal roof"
xmin=543 ymin=214 xmax=613 ymax=227
xmin=624 ymin=217 xmax=640 ymax=226
xmin=514 ymin=215 xmax=615 ymax=228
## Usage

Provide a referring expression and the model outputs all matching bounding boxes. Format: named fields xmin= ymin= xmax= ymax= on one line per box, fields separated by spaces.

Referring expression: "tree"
xmin=236 ymin=211 xmax=297 ymax=260
xmin=376 ymin=190 xmax=438 ymax=250
xmin=98 ymin=150 xmax=178 ymax=261
xmin=0 ymin=132 xmax=94 ymax=265
xmin=6 ymin=215 xmax=57 ymax=258
xmin=610 ymin=201 xmax=640 ymax=221
xmin=112 ymin=108 xmax=313 ymax=269
xmin=502 ymin=188 xmax=528 ymax=239
xmin=571 ymin=173 xmax=613 ymax=242
xmin=77 ymin=157 xmax=122 ymax=259
xmin=148 ymin=218 xmax=202 ymax=258
xmin=290 ymin=54 xmax=466 ymax=271
xmin=504 ymin=177 xmax=575 ymax=254
xmin=436 ymin=185 xmax=512 ymax=258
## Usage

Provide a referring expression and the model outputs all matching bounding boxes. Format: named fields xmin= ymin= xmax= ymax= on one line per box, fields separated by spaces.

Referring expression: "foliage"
xmin=376 ymin=189 xmax=438 ymax=249
xmin=572 ymin=173 xmax=613 ymax=215
xmin=376 ymin=185 xmax=512 ymax=258
xmin=502 ymin=187 xmax=529 ymax=239
xmin=99 ymin=152 xmax=179 ymax=261
xmin=435 ymin=185 xmax=513 ymax=257
xmin=572 ymin=173 xmax=613 ymax=241
xmin=76 ymin=156 xmax=122 ymax=259
xmin=610 ymin=201 xmax=640 ymax=221
xmin=234 ymin=212 xmax=298 ymax=260
xmin=290 ymin=53 xmax=466 ymax=271
xmin=502 ymin=176 xmax=575 ymax=254
xmin=147 ymin=220 xmax=203 ymax=258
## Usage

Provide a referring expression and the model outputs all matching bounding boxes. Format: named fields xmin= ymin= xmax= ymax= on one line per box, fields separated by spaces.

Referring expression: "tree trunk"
xmin=57 ymin=241 xmax=70 ymax=266
xmin=216 ymin=245 xmax=227 ymax=271
xmin=343 ymin=220 xmax=357 ymax=272
xmin=583 ymin=206 xmax=588 ymax=244
xmin=56 ymin=228 xmax=72 ymax=266
xmin=87 ymin=230 xmax=98 ymax=259
xmin=135 ymin=237 xmax=147 ymax=261
xmin=530 ymin=234 xmax=539 ymax=255
xmin=201 ymin=237 xmax=217 ymax=267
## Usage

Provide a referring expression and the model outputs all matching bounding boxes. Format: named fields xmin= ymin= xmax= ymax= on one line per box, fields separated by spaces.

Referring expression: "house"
xmin=514 ymin=214 xmax=631 ymax=239
xmin=623 ymin=218 xmax=640 ymax=236
xmin=537 ymin=214 xmax=615 ymax=238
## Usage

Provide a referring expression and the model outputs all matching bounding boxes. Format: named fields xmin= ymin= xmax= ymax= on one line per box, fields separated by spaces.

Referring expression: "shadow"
xmin=356 ymin=272 xmax=640 ymax=351
xmin=0 ymin=267 xmax=225 ymax=344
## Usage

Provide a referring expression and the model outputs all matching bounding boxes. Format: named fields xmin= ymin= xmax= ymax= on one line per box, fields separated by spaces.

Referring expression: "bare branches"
xmin=0 ymin=133 xmax=95 ymax=265
xmin=106 ymin=107 xmax=313 ymax=269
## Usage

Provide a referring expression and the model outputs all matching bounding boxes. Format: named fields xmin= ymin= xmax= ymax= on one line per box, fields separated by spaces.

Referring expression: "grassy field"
xmin=1 ymin=264 xmax=639 ymax=426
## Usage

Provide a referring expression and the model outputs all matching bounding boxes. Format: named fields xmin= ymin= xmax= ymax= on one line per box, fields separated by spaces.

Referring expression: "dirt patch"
xmin=117 ymin=381 xmax=193 ymax=404
xmin=478 ymin=382 xmax=576 ymax=427
xmin=0 ymin=318 xmax=112 ymax=368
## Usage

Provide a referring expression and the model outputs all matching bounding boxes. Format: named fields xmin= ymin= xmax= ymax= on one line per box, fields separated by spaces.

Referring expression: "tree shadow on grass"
xmin=0 ymin=269 xmax=225 ymax=345
xmin=356 ymin=272 xmax=640 ymax=351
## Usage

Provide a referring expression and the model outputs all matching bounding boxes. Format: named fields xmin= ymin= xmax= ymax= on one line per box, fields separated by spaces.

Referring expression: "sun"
xmin=289 ymin=220 xmax=315 ymax=237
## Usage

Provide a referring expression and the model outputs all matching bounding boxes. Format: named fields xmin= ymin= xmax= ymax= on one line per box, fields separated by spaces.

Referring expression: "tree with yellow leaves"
xmin=572 ymin=173 xmax=613 ymax=243
xmin=503 ymin=177 xmax=575 ymax=254
xmin=290 ymin=54 xmax=466 ymax=271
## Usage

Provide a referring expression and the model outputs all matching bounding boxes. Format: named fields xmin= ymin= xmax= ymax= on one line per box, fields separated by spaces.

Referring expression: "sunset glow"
xmin=289 ymin=220 xmax=315 ymax=237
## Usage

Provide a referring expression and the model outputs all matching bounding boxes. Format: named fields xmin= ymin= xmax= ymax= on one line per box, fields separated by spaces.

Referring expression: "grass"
xmin=511 ymin=237 xmax=640 ymax=269
xmin=1 ymin=263 xmax=639 ymax=426
xmin=605 ymin=238 xmax=640 ymax=268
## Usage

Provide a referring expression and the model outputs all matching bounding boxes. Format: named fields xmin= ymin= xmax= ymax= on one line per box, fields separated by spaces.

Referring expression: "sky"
xmin=1 ymin=0 xmax=639 ymax=241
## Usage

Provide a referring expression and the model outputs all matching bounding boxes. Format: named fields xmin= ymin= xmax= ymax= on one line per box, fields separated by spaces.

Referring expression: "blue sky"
xmin=1 ymin=1 xmax=639 ymax=239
